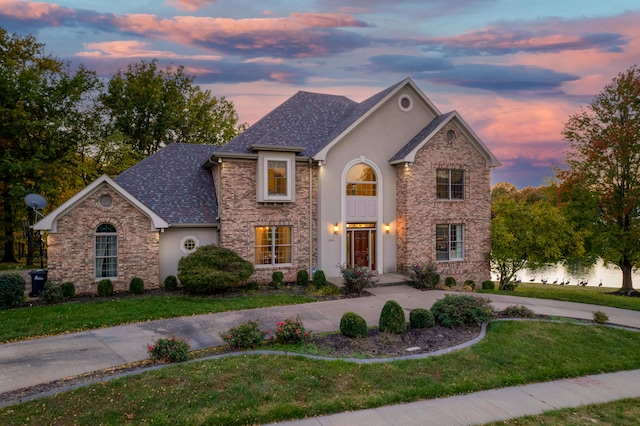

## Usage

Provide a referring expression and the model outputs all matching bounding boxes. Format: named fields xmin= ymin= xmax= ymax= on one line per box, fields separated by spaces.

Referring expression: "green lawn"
xmin=480 ymin=282 xmax=640 ymax=311
xmin=1 ymin=321 xmax=639 ymax=425
xmin=0 ymin=293 xmax=316 ymax=343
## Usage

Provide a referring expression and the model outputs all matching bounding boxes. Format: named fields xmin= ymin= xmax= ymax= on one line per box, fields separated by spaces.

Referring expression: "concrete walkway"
xmin=1 ymin=285 xmax=640 ymax=425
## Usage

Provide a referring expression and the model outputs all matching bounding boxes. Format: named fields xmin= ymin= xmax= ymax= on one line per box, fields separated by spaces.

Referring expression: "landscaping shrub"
xmin=431 ymin=294 xmax=493 ymax=328
xmin=307 ymin=284 xmax=341 ymax=297
xmin=0 ymin=273 xmax=26 ymax=309
xmin=164 ymin=275 xmax=178 ymax=291
xmin=271 ymin=271 xmax=284 ymax=288
xmin=502 ymin=281 xmax=518 ymax=291
xmin=403 ymin=261 xmax=440 ymax=289
xmin=60 ymin=282 xmax=75 ymax=299
xmin=379 ymin=300 xmax=406 ymax=334
xmin=221 ymin=321 xmax=267 ymax=349
xmin=444 ymin=276 xmax=457 ymax=288
xmin=147 ymin=336 xmax=190 ymax=363
xmin=495 ymin=305 xmax=536 ymax=319
xmin=296 ymin=269 xmax=309 ymax=286
xmin=97 ymin=279 xmax=114 ymax=297
xmin=340 ymin=312 xmax=368 ymax=338
xmin=464 ymin=280 xmax=476 ymax=290
xmin=42 ymin=281 xmax=65 ymax=304
xmin=340 ymin=264 xmax=375 ymax=295
xmin=275 ymin=316 xmax=310 ymax=344
xmin=409 ymin=308 xmax=435 ymax=329
xmin=312 ymin=270 xmax=327 ymax=288
xmin=178 ymin=245 xmax=254 ymax=294
xmin=129 ymin=277 xmax=144 ymax=295
xmin=593 ymin=311 xmax=609 ymax=324
xmin=481 ymin=280 xmax=495 ymax=290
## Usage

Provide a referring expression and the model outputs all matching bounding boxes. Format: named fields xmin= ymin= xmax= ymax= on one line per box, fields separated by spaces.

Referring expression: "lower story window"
xmin=95 ymin=223 xmax=117 ymax=278
xmin=255 ymin=226 xmax=292 ymax=265
xmin=436 ymin=224 xmax=464 ymax=261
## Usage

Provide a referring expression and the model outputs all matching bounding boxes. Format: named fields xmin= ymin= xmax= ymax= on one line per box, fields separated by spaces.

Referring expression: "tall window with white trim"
xmin=95 ymin=223 xmax=117 ymax=278
xmin=436 ymin=224 xmax=464 ymax=261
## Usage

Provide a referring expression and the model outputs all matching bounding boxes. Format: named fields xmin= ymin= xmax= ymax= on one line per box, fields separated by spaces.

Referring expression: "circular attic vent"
xmin=398 ymin=95 xmax=413 ymax=112
xmin=98 ymin=194 xmax=114 ymax=209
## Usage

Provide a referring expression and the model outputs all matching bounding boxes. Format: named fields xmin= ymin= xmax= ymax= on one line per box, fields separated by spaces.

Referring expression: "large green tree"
xmin=0 ymin=28 xmax=100 ymax=263
xmin=490 ymin=196 xmax=584 ymax=290
xmin=557 ymin=66 xmax=640 ymax=293
xmin=99 ymin=59 xmax=245 ymax=173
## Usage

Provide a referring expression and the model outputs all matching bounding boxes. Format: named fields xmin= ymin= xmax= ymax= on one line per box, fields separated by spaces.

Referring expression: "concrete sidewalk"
xmin=2 ymin=285 xmax=640 ymax=424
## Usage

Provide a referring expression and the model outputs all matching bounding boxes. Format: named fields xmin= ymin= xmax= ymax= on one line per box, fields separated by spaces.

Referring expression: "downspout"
xmin=309 ymin=159 xmax=313 ymax=280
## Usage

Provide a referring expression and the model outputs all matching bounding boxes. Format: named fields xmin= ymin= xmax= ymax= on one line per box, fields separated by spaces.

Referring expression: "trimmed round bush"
xmin=431 ymin=294 xmax=493 ymax=328
xmin=60 ymin=282 xmax=75 ymax=299
xmin=129 ymin=277 xmax=144 ymax=295
xmin=296 ymin=269 xmax=309 ymax=286
xmin=0 ymin=273 xmax=26 ymax=309
xmin=481 ymin=280 xmax=495 ymax=290
xmin=271 ymin=271 xmax=284 ymax=288
xmin=164 ymin=275 xmax=178 ymax=291
xmin=464 ymin=280 xmax=476 ymax=290
xmin=444 ymin=276 xmax=457 ymax=288
xmin=97 ymin=279 xmax=114 ymax=297
xmin=312 ymin=270 xmax=327 ymax=288
xmin=340 ymin=311 xmax=368 ymax=338
xmin=409 ymin=308 xmax=435 ymax=329
xmin=379 ymin=300 xmax=406 ymax=334
xmin=42 ymin=281 xmax=64 ymax=304
xmin=178 ymin=245 xmax=254 ymax=295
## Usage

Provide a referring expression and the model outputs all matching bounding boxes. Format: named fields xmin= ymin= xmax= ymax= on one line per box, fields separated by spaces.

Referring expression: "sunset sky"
xmin=1 ymin=1 xmax=639 ymax=188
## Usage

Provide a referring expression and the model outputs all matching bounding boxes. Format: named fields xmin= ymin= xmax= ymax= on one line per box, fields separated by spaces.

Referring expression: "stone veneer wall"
xmin=46 ymin=183 xmax=160 ymax=294
xmin=217 ymin=159 xmax=318 ymax=283
xmin=396 ymin=122 xmax=492 ymax=285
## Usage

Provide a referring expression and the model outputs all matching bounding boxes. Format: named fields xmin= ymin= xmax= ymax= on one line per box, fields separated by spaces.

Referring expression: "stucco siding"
xmin=158 ymin=227 xmax=218 ymax=283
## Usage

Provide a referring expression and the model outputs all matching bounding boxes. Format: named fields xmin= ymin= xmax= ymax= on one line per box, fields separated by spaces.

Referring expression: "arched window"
xmin=95 ymin=223 xmax=117 ymax=279
xmin=345 ymin=163 xmax=377 ymax=196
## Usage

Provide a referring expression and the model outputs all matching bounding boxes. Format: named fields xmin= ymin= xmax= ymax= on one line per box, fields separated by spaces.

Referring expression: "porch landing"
xmin=326 ymin=273 xmax=408 ymax=288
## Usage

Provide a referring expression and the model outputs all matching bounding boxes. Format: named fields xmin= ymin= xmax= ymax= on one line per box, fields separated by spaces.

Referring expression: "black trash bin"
xmin=29 ymin=269 xmax=47 ymax=297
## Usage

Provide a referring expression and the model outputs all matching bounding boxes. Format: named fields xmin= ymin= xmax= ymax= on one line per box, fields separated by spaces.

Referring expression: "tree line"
xmin=491 ymin=66 xmax=640 ymax=293
xmin=0 ymin=28 xmax=246 ymax=264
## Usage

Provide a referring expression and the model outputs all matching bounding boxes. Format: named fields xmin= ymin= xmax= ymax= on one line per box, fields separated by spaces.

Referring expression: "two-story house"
xmin=35 ymin=77 xmax=500 ymax=294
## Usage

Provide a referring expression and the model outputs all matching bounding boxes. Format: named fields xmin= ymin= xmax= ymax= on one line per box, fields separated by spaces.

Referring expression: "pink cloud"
xmin=166 ymin=0 xmax=216 ymax=12
xmin=76 ymin=40 xmax=221 ymax=61
xmin=0 ymin=0 xmax=73 ymax=23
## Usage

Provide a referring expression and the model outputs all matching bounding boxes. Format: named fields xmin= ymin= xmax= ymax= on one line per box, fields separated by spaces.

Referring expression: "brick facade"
xmin=396 ymin=122 xmax=492 ymax=285
xmin=46 ymin=183 xmax=160 ymax=294
xmin=216 ymin=159 xmax=318 ymax=283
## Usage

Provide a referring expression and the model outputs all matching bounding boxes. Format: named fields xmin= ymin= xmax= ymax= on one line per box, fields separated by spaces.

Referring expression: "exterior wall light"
xmin=333 ymin=223 xmax=340 ymax=234
xmin=384 ymin=223 xmax=391 ymax=233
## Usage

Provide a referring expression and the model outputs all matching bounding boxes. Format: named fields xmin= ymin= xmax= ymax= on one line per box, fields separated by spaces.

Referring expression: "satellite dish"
xmin=24 ymin=193 xmax=47 ymax=210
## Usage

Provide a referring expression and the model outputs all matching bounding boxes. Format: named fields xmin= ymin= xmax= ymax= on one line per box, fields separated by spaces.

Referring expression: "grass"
xmin=480 ymin=282 xmax=640 ymax=311
xmin=0 ymin=293 xmax=316 ymax=343
xmin=1 ymin=321 xmax=640 ymax=424
xmin=485 ymin=397 xmax=640 ymax=425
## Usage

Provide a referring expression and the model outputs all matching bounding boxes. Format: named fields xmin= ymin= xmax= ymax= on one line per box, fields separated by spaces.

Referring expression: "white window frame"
xmin=180 ymin=235 xmax=200 ymax=254
xmin=257 ymin=152 xmax=295 ymax=202
xmin=255 ymin=225 xmax=293 ymax=267
xmin=436 ymin=169 xmax=465 ymax=200
xmin=95 ymin=223 xmax=118 ymax=279
xmin=436 ymin=224 xmax=464 ymax=261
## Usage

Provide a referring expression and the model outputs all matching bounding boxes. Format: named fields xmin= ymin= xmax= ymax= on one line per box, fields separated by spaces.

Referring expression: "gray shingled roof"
xmin=218 ymin=81 xmax=405 ymax=158
xmin=389 ymin=112 xmax=454 ymax=162
xmin=114 ymin=143 xmax=219 ymax=225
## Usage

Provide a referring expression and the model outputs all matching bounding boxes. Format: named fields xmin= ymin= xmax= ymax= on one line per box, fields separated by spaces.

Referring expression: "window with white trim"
xmin=255 ymin=226 xmax=292 ymax=265
xmin=257 ymin=152 xmax=295 ymax=202
xmin=436 ymin=169 xmax=464 ymax=200
xmin=436 ymin=224 xmax=464 ymax=261
xmin=180 ymin=235 xmax=200 ymax=254
xmin=95 ymin=223 xmax=117 ymax=279
xmin=345 ymin=163 xmax=377 ymax=196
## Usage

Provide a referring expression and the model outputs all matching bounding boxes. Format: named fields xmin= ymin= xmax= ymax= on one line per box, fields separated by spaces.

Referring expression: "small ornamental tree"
xmin=178 ymin=245 xmax=254 ymax=294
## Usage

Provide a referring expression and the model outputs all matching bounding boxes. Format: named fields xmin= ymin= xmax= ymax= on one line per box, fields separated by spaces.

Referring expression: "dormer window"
xmin=257 ymin=151 xmax=295 ymax=202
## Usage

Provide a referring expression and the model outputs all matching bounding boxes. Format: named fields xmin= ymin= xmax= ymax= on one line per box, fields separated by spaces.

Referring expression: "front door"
xmin=354 ymin=230 xmax=369 ymax=267
xmin=347 ymin=227 xmax=376 ymax=270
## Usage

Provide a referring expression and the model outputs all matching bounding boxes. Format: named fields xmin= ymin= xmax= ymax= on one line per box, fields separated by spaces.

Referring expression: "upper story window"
xmin=95 ymin=223 xmax=117 ymax=279
xmin=257 ymin=152 xmax=295 ymax=202
xmin=345 ymin=163 xmax=377 ymax=196
xmin=436 ymin=169 xmax=464 ymax=200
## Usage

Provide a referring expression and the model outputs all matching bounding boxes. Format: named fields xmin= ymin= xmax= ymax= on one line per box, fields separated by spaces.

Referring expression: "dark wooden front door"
xmin=353 ymin=230 xmax=369 ymax=267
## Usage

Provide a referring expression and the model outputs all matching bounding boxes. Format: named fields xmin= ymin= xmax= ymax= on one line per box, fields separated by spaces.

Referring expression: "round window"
xmin=446 ymin=130 xmax=456 ymax=142
xmin=183 ymin=239 xmax=196 ymax=251
xmin=98 ymin=194 xmax=113 ymax=209
xmin=180 ymin=236 xmax=200 ymax=254
xmin=398 ymin=95 xmax=413 ymax=112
